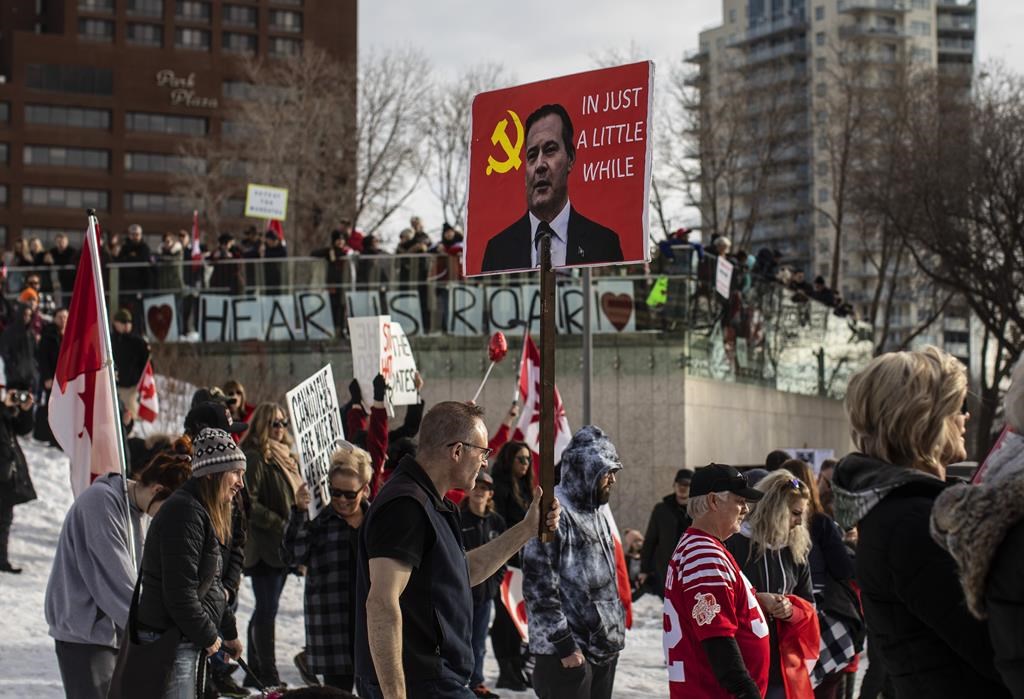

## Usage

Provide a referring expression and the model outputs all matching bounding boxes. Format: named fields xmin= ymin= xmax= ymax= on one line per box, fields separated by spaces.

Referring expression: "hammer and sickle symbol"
xmin=486 ymin=109 xmax=524 ymax=176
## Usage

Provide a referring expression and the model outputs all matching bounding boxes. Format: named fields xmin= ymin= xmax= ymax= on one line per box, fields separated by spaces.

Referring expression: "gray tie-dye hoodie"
xmin=522 ymin=425 xmax=626 ymax=665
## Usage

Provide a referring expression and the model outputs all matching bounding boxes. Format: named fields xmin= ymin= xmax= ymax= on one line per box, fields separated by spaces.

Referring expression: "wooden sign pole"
xmin=538 ymin=229 xmax=556 ymax=542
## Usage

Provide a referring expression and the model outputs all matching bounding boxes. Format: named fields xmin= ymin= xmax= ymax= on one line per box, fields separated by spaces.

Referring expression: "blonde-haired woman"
xmin=240 ymin=402 xmax=304 ymax=688
xmin=726 ymin=470 xmax=814 ymax=699
xmin=833 ymin=347 xmax=1010 ymax=699
xmin=282 ymin=443 xmax=371 ymax=692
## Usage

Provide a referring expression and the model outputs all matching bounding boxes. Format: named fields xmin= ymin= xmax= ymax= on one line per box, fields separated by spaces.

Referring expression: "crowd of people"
xmin=2 ymin=261 xmax=1023 ymax=699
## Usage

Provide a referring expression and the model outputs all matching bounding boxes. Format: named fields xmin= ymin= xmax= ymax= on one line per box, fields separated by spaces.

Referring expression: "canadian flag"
xmin=500 ymin=567 xmax=530 ymax=641
xmin=137 ymin=360 xmax=159 ymax=423
xmin=267 ymin=219 xmax=285 ymax=245
xmin=511 ymin=333 xmax=634 ymax=629
xmin=49 ymin=217 xmax=123 ymax=497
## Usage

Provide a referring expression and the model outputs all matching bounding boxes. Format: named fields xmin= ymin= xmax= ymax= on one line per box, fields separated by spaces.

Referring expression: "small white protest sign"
xmin=385 ymin=321 xmax=419 ymax=406
xmin=244 ymin=183 xmax=288 ymax=220
xmin=348 ymin=315 xmax=390 ymax=413
xmin=716 ymin=256 xmax=734 ymax=299
xmin=286 ymin=364 xmax=345 ymax=518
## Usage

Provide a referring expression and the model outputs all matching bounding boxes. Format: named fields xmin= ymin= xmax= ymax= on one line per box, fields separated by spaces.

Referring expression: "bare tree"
xmin=425 ymin=63 xmax=511 ymax=228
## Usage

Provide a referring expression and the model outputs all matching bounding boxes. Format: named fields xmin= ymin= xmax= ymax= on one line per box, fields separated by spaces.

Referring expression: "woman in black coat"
xmin=0 ymin=388 xmax=35 ymax=573
xmin=488 ymin=440 xmax=533 ymax=691
xmin=130 ymin=428 xmax=247 ymax=698
xmin=834 ymin=347 xmax=1011 ymax=699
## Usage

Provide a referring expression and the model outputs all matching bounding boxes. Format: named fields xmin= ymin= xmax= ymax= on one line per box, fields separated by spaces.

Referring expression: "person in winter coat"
xmin=725 ymin=471 xmax=815 ymax=699
xmin=488 ymin=440 xmax=534 ymax=691
xmin=522 ymin=425 xmax=626 ymax=699
xmin=110 ymin=307 xmax=151 ymax=420
xmin=45 ymin=445 xmax=191 ymax=699
xmin=281 ymin=444 xmax=372 ymax=693
xmin=778 ymin=459 xmax=858 ymax=699
xmin=262 ymin=230 xmax=288 ymax=292
xmin=640 ymin=468 xmax=693 ymax=598
xmin=34 ymin=307 xmax=66 ymax=444
xmin=0 ymin=387 xmax=35 ymax=573
xmin=222 ymin=379 xmax=255 ymax=444
xmin=312 ymin=230 xmax=350 ymax=333
xmin=240 ymin=402 xmax=303 ymax=687
xmin=833 ymin=346 xmax=1011 ymax=699
xmin=130 ymin=428 xmax=246 ymax=698
xmin=115 ymin=224 xmax=153 ymax=323
xmin=931 ymin=356 xmax=1024 ymax=698
xmin=50 ymin=233 xmax=78 ymax=306
xmin=460 ymin=470 xmax=507 ymax=699
xmin=156 ymin=233 xmax=185 ymax=294
xmin=0 ymin=303 xmax=39 ymax=392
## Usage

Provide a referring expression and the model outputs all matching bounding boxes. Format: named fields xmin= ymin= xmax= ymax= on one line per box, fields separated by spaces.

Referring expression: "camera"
xmin=226 ymin=396 xmax=239 ymax=407
xmin=9 ymin=390 xmax=29 ymax=404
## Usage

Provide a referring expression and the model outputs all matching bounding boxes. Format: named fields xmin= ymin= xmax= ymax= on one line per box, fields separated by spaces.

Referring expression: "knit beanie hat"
xmin=191 ymin=428 xmax=247 ymax=478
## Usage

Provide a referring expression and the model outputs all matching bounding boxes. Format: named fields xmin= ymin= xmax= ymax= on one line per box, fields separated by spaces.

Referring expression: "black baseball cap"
xmin=184 ymin=401 xmax=247 ymax=436
xmin=675 ymin=468 xmax=695 ymax=484
xmin=690 ymin=463 xmax=763 ymax=500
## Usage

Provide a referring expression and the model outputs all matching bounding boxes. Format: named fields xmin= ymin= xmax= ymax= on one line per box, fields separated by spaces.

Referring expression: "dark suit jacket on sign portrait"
xmin=481 ymin=207 xmax=624 ymax=273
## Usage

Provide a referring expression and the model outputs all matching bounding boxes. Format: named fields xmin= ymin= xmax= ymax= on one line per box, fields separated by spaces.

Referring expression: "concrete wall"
xmin=152 ymin=334 xmax=854 ymax=533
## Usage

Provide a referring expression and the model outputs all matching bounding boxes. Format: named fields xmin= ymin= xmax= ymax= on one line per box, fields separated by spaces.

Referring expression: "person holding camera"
xmin=222 ymin=380 xmax=254 ymax=444
xmin=0 ymin=386 xmax=37 ymax=573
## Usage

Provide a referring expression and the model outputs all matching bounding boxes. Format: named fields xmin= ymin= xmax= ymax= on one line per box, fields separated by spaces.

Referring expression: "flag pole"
xmin=87 ymin=209 xmax=136 ymax=569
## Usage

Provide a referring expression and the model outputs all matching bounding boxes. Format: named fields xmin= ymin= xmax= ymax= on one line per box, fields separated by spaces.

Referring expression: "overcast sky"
xmin=360 ymin=0 xmax=1020 ymax=237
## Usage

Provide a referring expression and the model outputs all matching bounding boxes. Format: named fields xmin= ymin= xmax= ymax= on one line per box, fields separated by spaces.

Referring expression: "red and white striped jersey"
xmin=663 ymin=528 xmax=770 ymax=698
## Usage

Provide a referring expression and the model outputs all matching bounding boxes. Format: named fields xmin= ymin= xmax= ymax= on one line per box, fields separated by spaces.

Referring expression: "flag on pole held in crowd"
xmin=49 ymin=217 xmax=123 ymax=497
xmin=137 ymin=360 xmax=159 ymax=423
xmin=499 ymin=567 xmax=530 ymax=641
xmin=267 ymin=218 xmax=285 ymax=245
xmin=509 ymin=333 xmax=634 ymax=629
xmin=190 ymin=210 xmax=203 ymax=270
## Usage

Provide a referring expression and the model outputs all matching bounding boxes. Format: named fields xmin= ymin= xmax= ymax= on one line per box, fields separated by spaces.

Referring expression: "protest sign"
xmin=715 ymin=256 xmax=734 ymax=299
xmin=348 ymin=315 xmax=390 ymax=413
xmin=347 ymin=316 xmax=420 ymax=411
xmin=245 ymin=183 xmax=288 ymax=220
xmin=386 ymin=321 xmax=419 ymax=405
xmin=195 ymin=292 xmax=333 ymax=342
xmin=465 ymin=61 xmax=654 ymax=276
xmin=143 ymin=294 xmax=179 ymax=342
xmin=286 ymin=364 xmax=345 ymax=518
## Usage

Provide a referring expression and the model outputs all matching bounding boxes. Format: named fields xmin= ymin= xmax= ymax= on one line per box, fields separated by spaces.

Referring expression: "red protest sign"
xmin=464 ymin=61 xmax=654 ymax=277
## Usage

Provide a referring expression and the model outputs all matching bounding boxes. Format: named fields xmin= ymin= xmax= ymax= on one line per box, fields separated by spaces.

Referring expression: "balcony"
xmin=685 ymin=46 xmax=710 ymax=63
xmin=839 ymin=24 xmax=911 ymax=41
xmin=937 ymin=15 xmax=975 ymax=33
xmin=937 ymin=0 xmax=976 ymax=12
xmin=730 ymin=14 xmax=808 ymax=48
xmin=938 ymin=37 xmax=975 ymax=55
xmin=838 ymin=0 xmax=909 ymax=14
xmin=744 ymin=39 xmax=809 ymax=67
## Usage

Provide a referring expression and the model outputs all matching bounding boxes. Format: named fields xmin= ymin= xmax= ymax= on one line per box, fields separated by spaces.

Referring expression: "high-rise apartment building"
xmin=0 ymin=0 xmax=356 ymax=246
xmin=688 ymin=0 xmax=976 ymax=357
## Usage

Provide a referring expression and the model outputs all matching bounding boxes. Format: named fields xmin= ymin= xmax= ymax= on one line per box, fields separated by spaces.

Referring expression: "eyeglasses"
xmin=448 ymin=441 xmax=493 ymax=459
xmin=515 ymin=455 xmax=531 ymax=465
xmin=271 ymin=419 xmax=289 ymax=429
xmin=330 ymin=488 xmax=361 ymax=500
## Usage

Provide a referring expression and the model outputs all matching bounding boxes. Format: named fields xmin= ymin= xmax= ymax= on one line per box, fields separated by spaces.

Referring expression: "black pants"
xmin=489 ymin=601 xmax=522 ymax=661
xmin=54 ymin=640 xmax=118 ymax=699
xmin=323 ymin=673 xmax=354 ymax=692
xmin=532 ymin=653 xmax=618 ymax=699
xmin=0 ymin=497 xmax=13 ymax=565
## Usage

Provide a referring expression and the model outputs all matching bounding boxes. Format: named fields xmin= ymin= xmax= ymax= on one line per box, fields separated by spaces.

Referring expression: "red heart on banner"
xmin=147 ymin=304 xmax=173 ymax=342
xmin=600 ymin=293 xmax=633 ymax=332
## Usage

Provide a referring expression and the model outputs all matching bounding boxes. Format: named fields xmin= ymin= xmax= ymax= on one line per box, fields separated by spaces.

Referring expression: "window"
xmin=818 ymin=188 xmax=829 ymax=203
xmin=124 ymin=191 xmax=189 ymax=213
xmin=816 ymin=57 xmax=826 ymax=72
xmin=175 ymin=27 xmax=210 ymax=50
xmin=814 ymin=5 xmax=824 ymax=20
xmin=817 ymin=211 xmax=829 ymax=226
xmin=0 ymin=143 xmax=7 ymax=164
xmin=124 ymin=151 xmax=205 ymax=174
xmin=269 ymin=10 xmax=302 ymax=32
xmin=127 ymin=23 xmax=163 ymax=46
xmin=223 ymin=32 xmax=257 ymax=55
xmin=77 ymin=18 xmax=114 ymax=42
xmin=815 ymin=31 xmax=825 ymax=46
xmin=26 ymin=64 xmax=113 ymax=95
xmin=815 ymin=110 xmax=827 ymax=124
xmin=0 ymin=103 xmax=7 ymax=122
xmin=24 ymin=145 xmax=110 ymax=169
xmin=817 ymin=134 xmax=827 ymax=150
xmin=223 ymin=4 xmax=257 ymax=27
xmin=126 ymin=112 xmax=208 ymax=135
xmin=26 ymin=104 xmax=111 ymax=129
xmin=175 ymin=0 xmax=211 ymax=21
xmin=222 ymin=81 xmax=258 ymax=100
xmin=78 ymin=0 xmax=114 ymax=11
xmin=127 ymin=0 xmax=164 ymax=17
xmin=911 ymin=21 xmax=931 ymax=36
xmin=221 ymin=120 xmax=252 ymax=140
xmin=24 ymin=186 xmax=109 ymax=211
xmin=817 ymin=161 xmax=828 ymax=176
xmin=0 ymin=186 xmax=6 ymax=207
xmin=269 ymin=37 xmax=301 ymax=57
xmin=271 ymin=0 xmax=302 ymax=7
xmin=729 ymin=8 xmax=737 ymax=23
xmin=911 ymin=0 xmax=929 ymax=8
xmin=815 ymin=82 xmax=827 ymax=97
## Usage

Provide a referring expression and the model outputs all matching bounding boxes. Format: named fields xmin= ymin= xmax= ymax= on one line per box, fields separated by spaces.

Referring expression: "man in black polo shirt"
xmin=355 ymin=401 xmax=560 ymax=699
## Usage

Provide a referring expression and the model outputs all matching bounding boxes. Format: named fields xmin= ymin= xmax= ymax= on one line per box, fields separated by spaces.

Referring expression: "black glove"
xmin=372 ymin=374 xmax=388 ymax=402
xmin=349 ymin=378 xmax=362 ymax=404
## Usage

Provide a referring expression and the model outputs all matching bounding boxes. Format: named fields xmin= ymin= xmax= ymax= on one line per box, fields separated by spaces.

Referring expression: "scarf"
xmin=266 ymin=440 xmax=304 ymax=497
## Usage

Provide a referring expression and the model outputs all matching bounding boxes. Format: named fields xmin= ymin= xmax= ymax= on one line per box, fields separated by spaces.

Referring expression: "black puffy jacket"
xmin=640 ymin=493 xmax=691 ymax=595
xmin=833 ymin=453 xmax=1010 ymax=699
xmin=136 ymin=479 xmax=226 ymax=649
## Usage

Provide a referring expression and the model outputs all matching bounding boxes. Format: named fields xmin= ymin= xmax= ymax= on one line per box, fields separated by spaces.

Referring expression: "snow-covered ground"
xmin=0 ymin=439 xmax=671 ymax=698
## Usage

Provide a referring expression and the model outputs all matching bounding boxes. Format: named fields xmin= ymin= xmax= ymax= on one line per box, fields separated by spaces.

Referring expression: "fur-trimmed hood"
xmin=930 ymin=431 xmax=1024 ymax=618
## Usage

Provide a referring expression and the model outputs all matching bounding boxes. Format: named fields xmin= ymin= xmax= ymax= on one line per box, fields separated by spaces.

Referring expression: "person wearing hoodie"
xmin=639 ymin=468 xmax=693 ymax=599
xmin=725 ymin=471 xmax=815 ymax=699
xmin=833 ymin=346 xmax=1011 ymax=699
xmin=522 ymin=425 xmax=626 ymax=699
xmin=931 ymin=356 xmax=1024 ymax=698
xmin=45 ymin=445 xmax=192 ymax=699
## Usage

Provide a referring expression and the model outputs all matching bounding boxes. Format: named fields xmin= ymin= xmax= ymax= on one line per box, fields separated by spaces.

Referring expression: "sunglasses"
xmin=271 ymin=419 xmax=289 ymax=429
xmin=330 ymin=488 xmax=361 ymax=500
